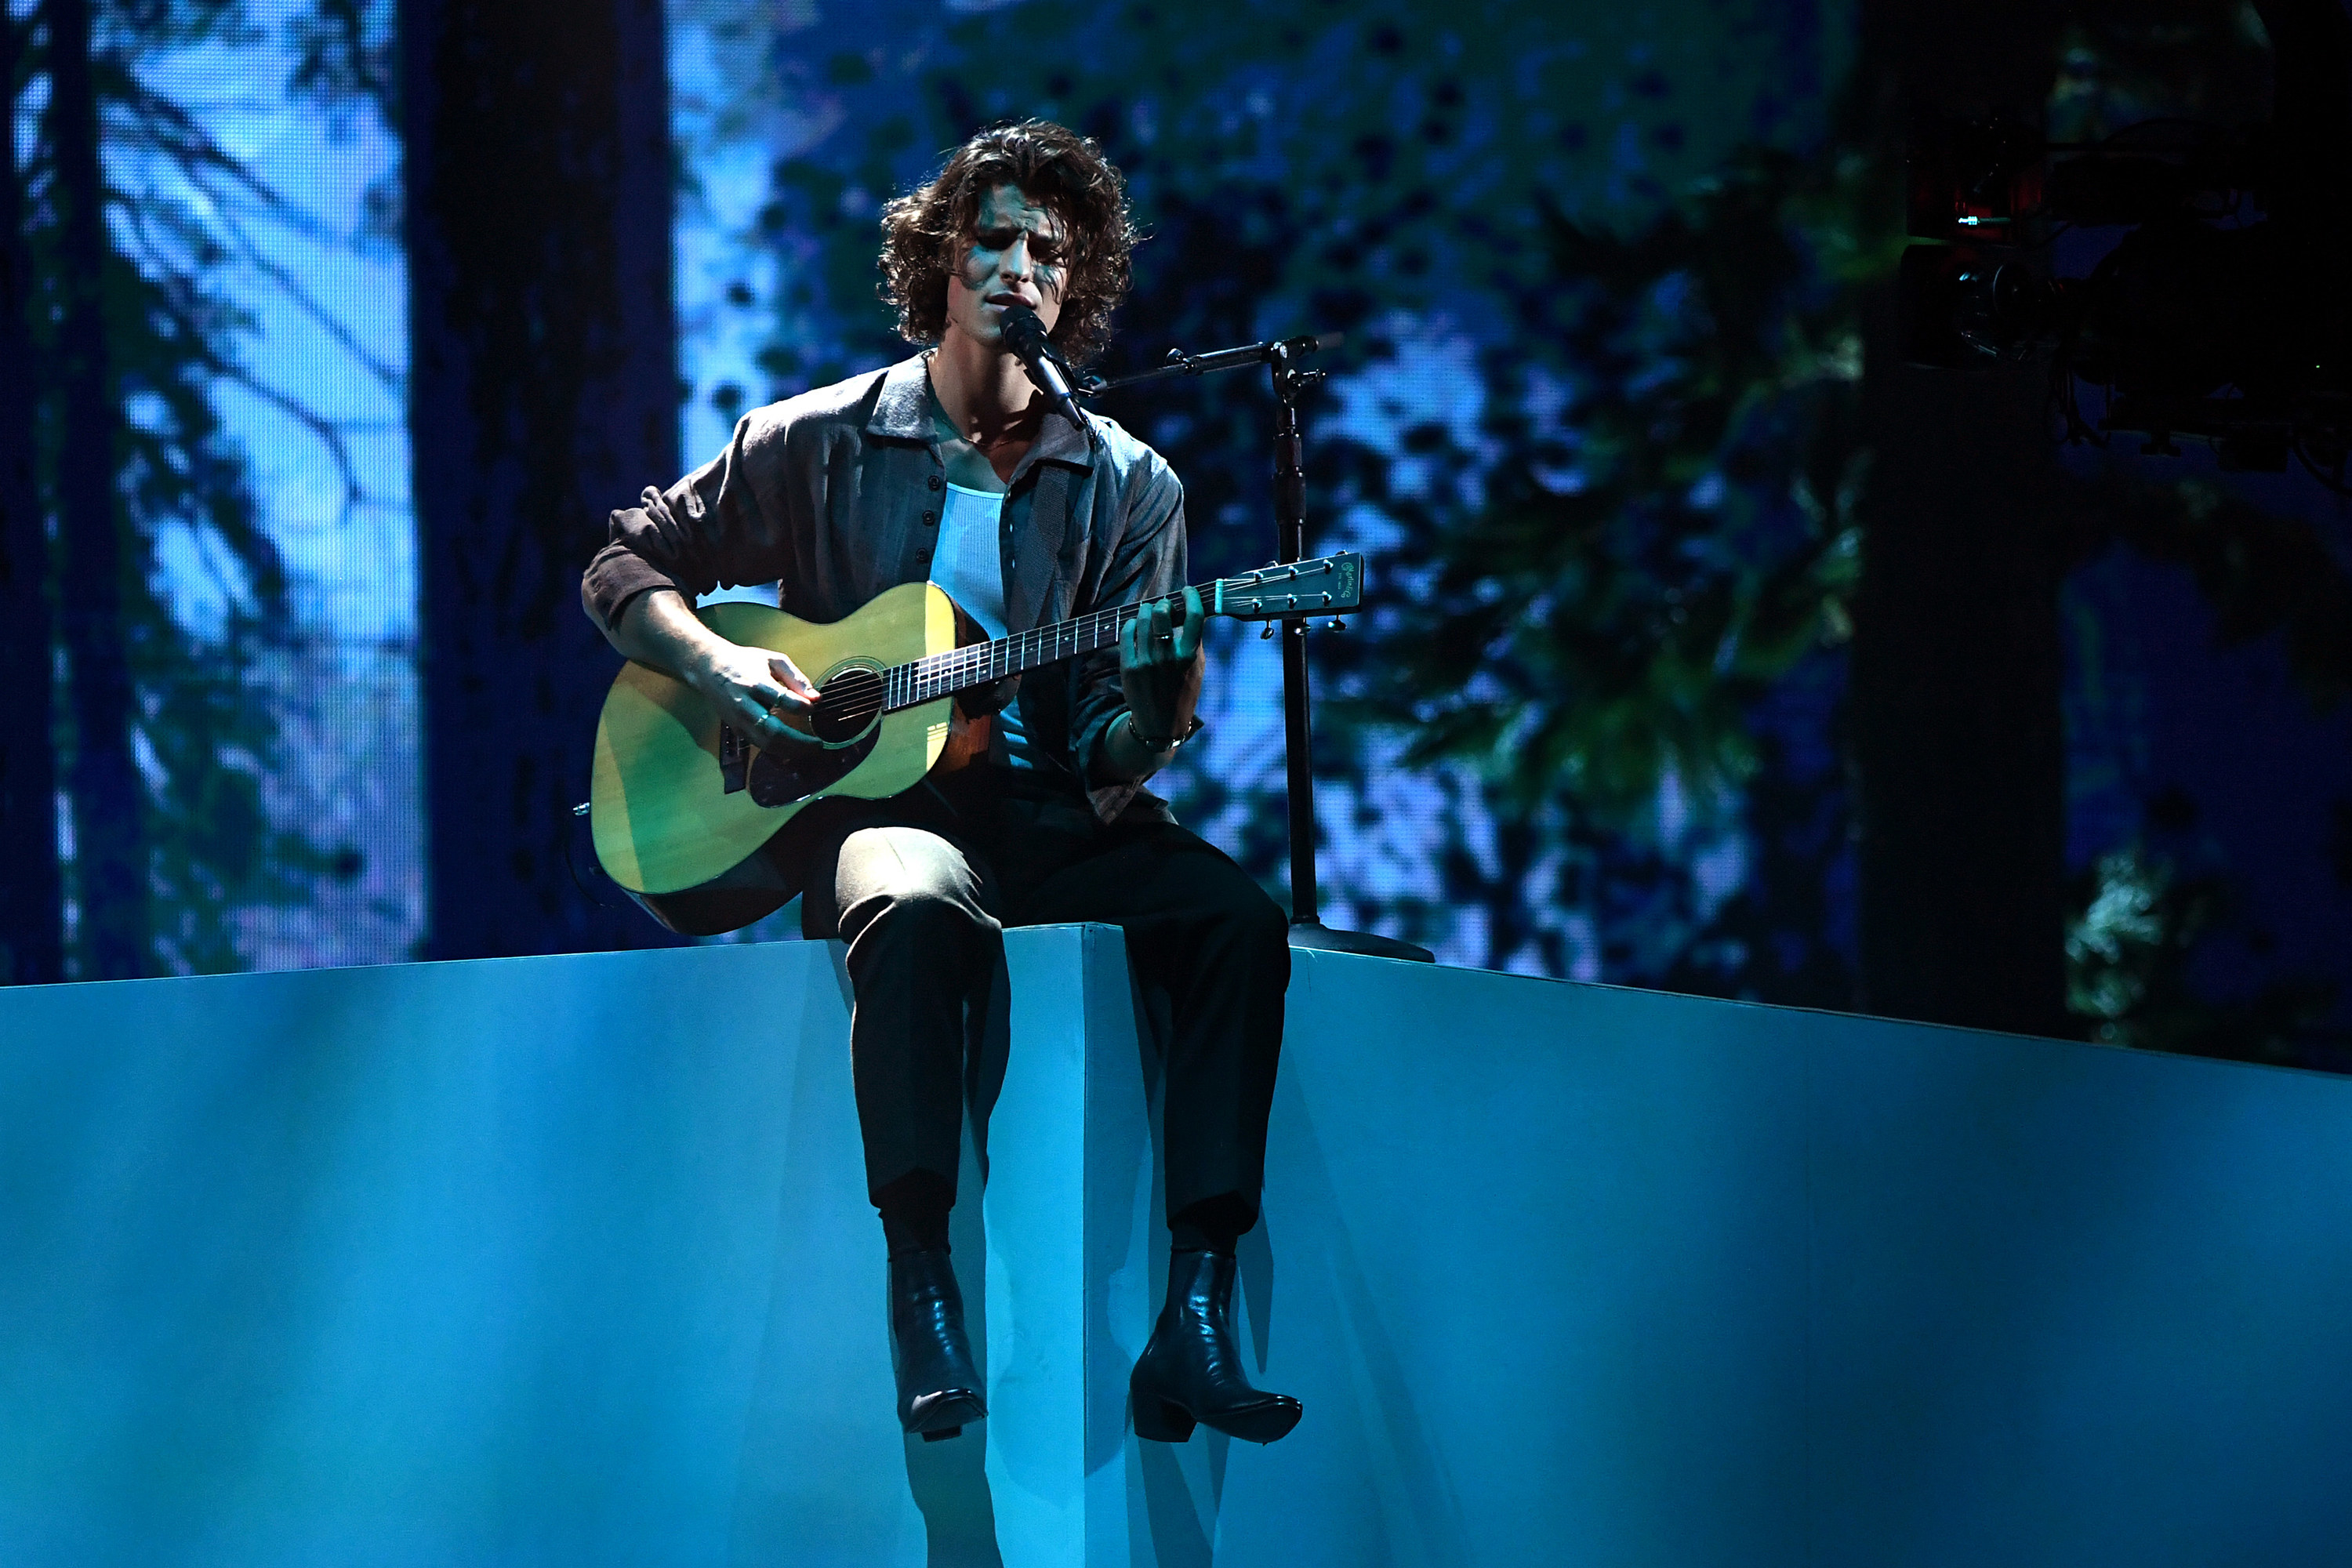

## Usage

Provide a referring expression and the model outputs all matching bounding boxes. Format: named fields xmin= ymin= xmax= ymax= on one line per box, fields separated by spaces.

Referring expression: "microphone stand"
xmin=1081 ymin=335 xmax=1434 ymax=962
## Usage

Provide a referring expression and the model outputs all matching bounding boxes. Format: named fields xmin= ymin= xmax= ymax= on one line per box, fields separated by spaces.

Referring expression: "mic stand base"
xmin=1287 ymin=917 xmax=1434 ymax=963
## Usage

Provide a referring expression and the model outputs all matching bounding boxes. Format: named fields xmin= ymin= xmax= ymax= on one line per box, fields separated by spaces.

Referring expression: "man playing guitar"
xmin=581 ymin=121 xmax=1301 ymax=1446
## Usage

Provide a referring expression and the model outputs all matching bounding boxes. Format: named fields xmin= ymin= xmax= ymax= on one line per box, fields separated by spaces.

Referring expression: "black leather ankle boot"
xmin=1128 ymin=1249 xmax=1303 ymax=1444
xmin=890 ymin=1248 xmax=985 ymax=1441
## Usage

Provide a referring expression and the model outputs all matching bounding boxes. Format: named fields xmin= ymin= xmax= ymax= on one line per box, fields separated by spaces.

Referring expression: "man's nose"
xmin=1001 ymin=234 xmax=1033 ymax=280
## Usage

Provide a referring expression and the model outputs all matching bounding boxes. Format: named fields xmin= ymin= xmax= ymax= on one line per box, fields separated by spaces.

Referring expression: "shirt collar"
xmin=866 ymin=351 xmax=1098 ymax=477
xmin=1019 ymin=399 xmax=1098 ymax=475
xmin=866 ymin=354 xmax=937 ymax=442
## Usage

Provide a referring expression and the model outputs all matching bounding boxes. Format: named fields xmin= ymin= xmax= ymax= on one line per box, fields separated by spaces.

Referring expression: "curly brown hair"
xmin=878 ymin=120 xmax=1138 ymax=368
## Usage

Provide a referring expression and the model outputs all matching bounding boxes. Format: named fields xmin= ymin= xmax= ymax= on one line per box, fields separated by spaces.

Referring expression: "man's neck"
xmin=928 ymin=325 xmax=1039 ymax=445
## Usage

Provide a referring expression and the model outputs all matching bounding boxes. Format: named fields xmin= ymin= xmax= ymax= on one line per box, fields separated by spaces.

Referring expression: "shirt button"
xmin=927 ymin=474 xmax=943 ymax=491
xmin=921 ymin=510 xmax=937 ymax=526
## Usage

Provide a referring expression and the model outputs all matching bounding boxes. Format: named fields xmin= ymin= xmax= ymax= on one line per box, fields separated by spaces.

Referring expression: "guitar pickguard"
xmin=742 ymin=726 xmax=880 ymax=808
xmin=736 ymin=660 xmax=891 ymax=808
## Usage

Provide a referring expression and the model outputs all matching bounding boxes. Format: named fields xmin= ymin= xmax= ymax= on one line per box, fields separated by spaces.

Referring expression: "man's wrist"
xmin=1101 ymin=710 xmax=1179 ymax=783
xmin=1123 ymin=710 xmax=1179 ymax=753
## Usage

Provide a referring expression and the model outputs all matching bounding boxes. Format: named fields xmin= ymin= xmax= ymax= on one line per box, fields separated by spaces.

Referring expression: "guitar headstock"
xmin=1208 ymin=553 xmax=1364 ymax=619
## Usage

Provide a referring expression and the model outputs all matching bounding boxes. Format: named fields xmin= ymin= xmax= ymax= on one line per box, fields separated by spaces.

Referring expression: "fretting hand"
xmin=1118 ymin=586 xmax=1205 ymax=753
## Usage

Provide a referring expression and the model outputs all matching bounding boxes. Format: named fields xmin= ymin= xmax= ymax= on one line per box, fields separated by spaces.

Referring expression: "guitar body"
xmin=589 ymin=583 xmax=966 ymax=934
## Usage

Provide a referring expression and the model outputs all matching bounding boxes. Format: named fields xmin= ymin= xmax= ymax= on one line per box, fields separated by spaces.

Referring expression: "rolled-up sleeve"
xmin=581 ymin=410 xmax=798 ymax=637
xmin=1072 ymin=451 xmax=1186 ymax=818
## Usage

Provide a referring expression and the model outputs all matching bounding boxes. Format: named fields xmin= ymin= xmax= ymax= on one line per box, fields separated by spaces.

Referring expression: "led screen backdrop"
xmin=15 ymin=0 xmax=2350 ymax=1062
xmin=662 ymin=0 xmax=1851 ymax=975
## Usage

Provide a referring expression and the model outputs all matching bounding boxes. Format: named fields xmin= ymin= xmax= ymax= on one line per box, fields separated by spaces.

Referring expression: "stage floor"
xmin=5 ymin=932 xmax=2350 ymax=1565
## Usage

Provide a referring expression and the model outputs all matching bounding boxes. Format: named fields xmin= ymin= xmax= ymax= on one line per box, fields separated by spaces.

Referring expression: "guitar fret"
xmin=874 ymin=567 xmax=1344 ymax=717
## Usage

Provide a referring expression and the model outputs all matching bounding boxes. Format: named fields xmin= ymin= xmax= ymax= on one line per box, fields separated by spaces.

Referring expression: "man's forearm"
xmin=608 ymin=588 xmax=726 ymax=681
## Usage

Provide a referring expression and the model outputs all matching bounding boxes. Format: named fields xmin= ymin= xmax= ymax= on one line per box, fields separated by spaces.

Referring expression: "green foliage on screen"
xmin=710 ymin=0 xmax=1857 ymax=978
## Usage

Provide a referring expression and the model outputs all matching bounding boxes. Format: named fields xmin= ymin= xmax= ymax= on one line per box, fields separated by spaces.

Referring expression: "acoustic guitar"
xmin=589 ymin=552 xmax=1363 ymax=935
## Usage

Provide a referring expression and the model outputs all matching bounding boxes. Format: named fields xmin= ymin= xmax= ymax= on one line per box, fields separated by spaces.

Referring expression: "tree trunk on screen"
xmin=401 ymin=0 xmax=681 ymax=958
xmin=49 ymin=0 xmax=150 ymax=978
xmin=0 ymin=7 xmax=65 ymax=985
xmin=1848 ymin=0 xmax=2070 ymax=1037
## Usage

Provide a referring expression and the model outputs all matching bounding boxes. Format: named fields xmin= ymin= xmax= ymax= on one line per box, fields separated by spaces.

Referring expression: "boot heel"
xmin=1134 ymin=1396 xmax=1196 ymax=1443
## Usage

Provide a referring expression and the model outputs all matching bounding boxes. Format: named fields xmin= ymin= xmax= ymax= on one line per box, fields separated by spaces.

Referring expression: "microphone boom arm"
xmin=1074 ymin=331 xmax=1345 ymax=397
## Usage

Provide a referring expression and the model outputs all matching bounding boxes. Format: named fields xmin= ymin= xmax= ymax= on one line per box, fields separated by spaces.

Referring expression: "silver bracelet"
xmin=1123 ymin=711 xmax=1179 ymax=754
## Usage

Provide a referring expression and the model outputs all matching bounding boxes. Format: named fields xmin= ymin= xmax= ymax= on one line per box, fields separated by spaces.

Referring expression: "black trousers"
xmin=798 ymin=771 xmax=1290 ymax=1226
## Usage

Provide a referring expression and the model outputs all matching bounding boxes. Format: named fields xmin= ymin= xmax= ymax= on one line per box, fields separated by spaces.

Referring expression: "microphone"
xmin=997 ymin=304 xmax=1094 ymax=442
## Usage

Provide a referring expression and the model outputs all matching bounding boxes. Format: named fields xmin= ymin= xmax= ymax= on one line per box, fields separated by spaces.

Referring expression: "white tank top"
xmin=932 ymin=481 xmax=1034 ymax=768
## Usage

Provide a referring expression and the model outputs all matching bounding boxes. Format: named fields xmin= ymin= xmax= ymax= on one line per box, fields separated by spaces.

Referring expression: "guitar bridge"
xmin=718 ymin=724 xmax=749 ymax=794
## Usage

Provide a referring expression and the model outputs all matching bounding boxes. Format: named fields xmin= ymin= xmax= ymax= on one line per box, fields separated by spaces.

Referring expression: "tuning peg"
xmin=1260 ymin=622 xmax=1278 ymax=639
xmin=1323 ymin=619 xmax=1347 ymax=631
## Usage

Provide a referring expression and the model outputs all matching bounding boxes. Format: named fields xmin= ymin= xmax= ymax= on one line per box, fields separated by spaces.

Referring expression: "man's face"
xmin=943 ymin=183 xmax=1068 ymax=351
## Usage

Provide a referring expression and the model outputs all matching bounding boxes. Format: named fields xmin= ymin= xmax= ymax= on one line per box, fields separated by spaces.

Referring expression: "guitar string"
xmin=936 ymin=611 xmax=1113 ymax=702
xmin=744 ymin=565 xmax=1342 ymax=748
xmin=891 ymin=599 xmax=1137 ymax=713
xmin=809 ymin=562 xmax=1345 ymax=720
xmin=903 ymin=580 xmax=1206 ymax=702
xmin=894 ymin=572 xmax=1323 ymax=709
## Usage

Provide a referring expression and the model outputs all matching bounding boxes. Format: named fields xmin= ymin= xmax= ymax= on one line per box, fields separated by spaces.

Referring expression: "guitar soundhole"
xmin=741 ymin=663 xmax=886 ymax=809
xmin=811 ymin=666 xmax=885 ymax=745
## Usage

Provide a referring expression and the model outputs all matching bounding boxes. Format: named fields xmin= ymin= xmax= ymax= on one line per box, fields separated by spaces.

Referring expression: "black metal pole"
xmin=1261 ymin=348 xmax=1428 ymax=960
xmin=1082 ymin=332 xmax=1432 ymax=961
xmin=1269 ymin=350 xmax=1321 ymax=927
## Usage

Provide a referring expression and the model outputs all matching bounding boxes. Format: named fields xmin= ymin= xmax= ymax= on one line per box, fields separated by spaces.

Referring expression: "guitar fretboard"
xmin=881 ymin=599 xmax=1158 ymax=713
xmin=869 ymin=554 xmax=1356 ymax=714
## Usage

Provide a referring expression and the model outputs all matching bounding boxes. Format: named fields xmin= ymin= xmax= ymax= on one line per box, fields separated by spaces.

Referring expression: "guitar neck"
xmin=877 ymin=554 xmax=1360 ymax=714
xmin=880 ymin=598 xmax=1149 ymax=714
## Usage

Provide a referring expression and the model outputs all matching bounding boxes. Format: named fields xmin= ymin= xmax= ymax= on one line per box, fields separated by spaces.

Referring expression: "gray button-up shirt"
xmin=582 ymin=354 xmax=1186 ymax=823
